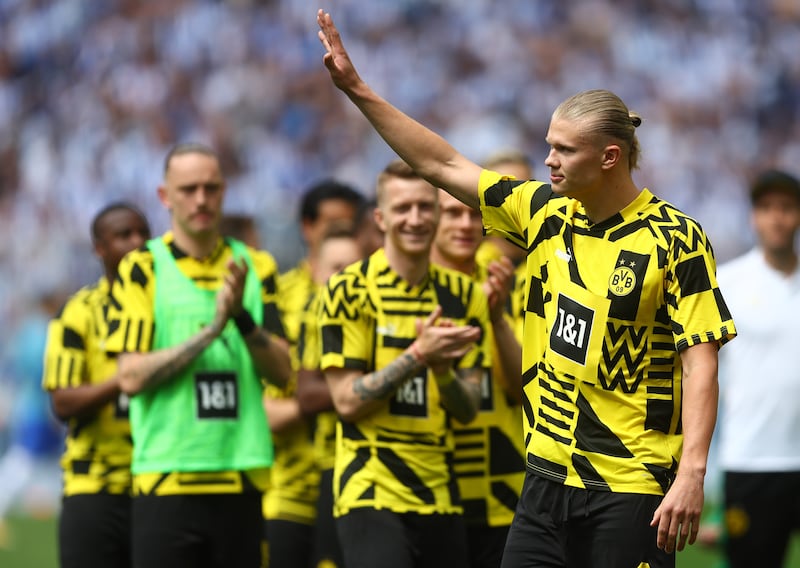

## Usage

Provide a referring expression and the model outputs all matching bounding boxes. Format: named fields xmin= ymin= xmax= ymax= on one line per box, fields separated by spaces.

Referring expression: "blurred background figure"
xmin=0 ymin=289 xmax=67 ymax=546
xmin=277 ymin=179 xmax=365 ymax=345
xmin=702 ymin=170 xmax=800 ymax=568
xmin=42 ymin=202 xmax=150 ymax=568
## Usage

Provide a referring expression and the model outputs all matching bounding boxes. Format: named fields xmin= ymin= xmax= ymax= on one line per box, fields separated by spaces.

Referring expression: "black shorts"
xmin=264 ymin=518 xmax=314 ymax=568
xmin=465 ymin=523 xmax=511 ymax=568
xmin=724 ymin=470 xmax=800 ymax=568
xmin=501 ymin=472 xmax=673 ymax=568
xmin=59 ymin=493 xmax=132 ymax=568
xmin=312 ymin=468 xmax=344 ymax=567
xmin=132 ymin=492 xmax=263 ymax=568
xmin=336 ymin=508 xmax=468 ymax=568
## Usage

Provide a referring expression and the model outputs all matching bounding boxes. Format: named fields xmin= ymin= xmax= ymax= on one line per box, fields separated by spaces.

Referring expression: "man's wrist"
xmin=233 ymin=310 xmax=257 ymax=336
xmin=432 ymin=367 xmax=456 ymax=388
xmin=408 ymin=342 xmax=427 ymax=367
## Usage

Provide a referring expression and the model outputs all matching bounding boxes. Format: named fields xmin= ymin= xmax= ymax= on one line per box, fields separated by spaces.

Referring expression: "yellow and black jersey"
xmin=42 ymin=277 xmax=131 ymax=496
xmin=105 ymin=232 xmax=284 ymax=495
xmin=297 ymin=290 xmax=338 ymax=473
xmin=277 ymin=260 xmax=314 ymax=345
xmin=452 ymin=260 xmax=526 ymax=528
xmin=263 ymin=383 xmax=320 ymax=526
xmin=479 ymin=170 xmax=736 ymax=496
xmin=320 ymin=248 xmax=492 ymax=516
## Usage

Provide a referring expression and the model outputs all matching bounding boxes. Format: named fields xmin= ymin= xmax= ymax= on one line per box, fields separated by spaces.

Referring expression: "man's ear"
xmin=157 ymin=185 xmax=170 ymax=209
xmin=601 ymin=144 xmax=621 ymax=170
xmin=374 ymin=207 xmax=386 ymax=232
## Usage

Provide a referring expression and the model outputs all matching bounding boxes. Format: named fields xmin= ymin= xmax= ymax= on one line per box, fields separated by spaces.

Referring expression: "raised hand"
xmin=213 ymin=257 xmax=249 ymax=333
xmin=317 ymin=9 xmax=362 ymax=92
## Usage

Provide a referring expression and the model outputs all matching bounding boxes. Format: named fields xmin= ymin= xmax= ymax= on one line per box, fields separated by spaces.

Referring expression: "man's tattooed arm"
xmin=353 ymin=352 xmax=422 ymax=401
xmin=436 ymin=367 xmax=482 ymax=424
xmin=117 ymin=323 xmax=221 ymax=395
xmin=325 ymin=352 xmax=425 ymax=422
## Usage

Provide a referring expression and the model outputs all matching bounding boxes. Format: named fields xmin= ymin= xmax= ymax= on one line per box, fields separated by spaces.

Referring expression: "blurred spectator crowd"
xmin=0 ymin=0 xmax=799 ymax=487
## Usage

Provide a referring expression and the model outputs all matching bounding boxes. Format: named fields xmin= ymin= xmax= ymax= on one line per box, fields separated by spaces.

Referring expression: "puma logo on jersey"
xmin=555 ymin=248 xmax=572 ymax=262
xmin=376 ymin=325 xmax=397 ymax=336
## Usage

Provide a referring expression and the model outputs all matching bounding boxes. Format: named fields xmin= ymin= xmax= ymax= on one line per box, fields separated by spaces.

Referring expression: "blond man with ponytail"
xmin=317 ymin=10 xmax=737 ymax=568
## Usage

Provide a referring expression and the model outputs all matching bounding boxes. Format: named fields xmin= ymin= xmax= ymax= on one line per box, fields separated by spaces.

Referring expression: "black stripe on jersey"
xmin=382 ymin=309 xmax=431 ymax=317
xmin=491 ymin=480 xmax=521 ymax=513
xmin=382 ymin=336 xmax=412 ymax=349
xmin=713 ymin=288 xmax=732 ymax=322
xmin=675 ymin=256 xmax=712 ymax=296
xmin=560 ymin=224 xmax=585 ymax=288
xmin=433 ymin=279 xmax=467 ymax=319
xmin=644 ymin=458 xmax=678 ymax=494
xmin=376 ymin=426 xmax=444 ymax=447
xmin=606 ymin=218 xmax=649 ymax=241
xmin=538 ymin=407 xmax=569 ymax=432
xmin=574 ymin=391 xmax=633 ymax=458
xmin=322 ymin=324 xmax=343 ymax=356
xmin=62 ymin=326 xmax=85 ymax=349
xmin=262 ymin=303 xmax=286 ymax=338
xmin=646 ymin=397 xmax=674 ymax=433
xmin=525 ymin=268 xmax=550 ymax=319
xmin=341 ymin=421 xmax=368 ymax=441
xmin=72 ymin=459 xmax=91 ymax=475
xmin=483 ymin=180 xmax=517 ymax=207
xmin=376 ymin=447 xmax=435 ymax=504
xmin=339 ymin=446 xmax=371 ymax=497
xmin=572 ymin=454 xmax=611 ymax=491
xmin=530 ymin=215 xmax=564 ymax=252
xmin=527 ymin=453 xmax=568 ymax=480
xmin=130 ymin=262 xmax=148 ymax=288
xmin=489 ymin=427 xmax=525 ymax=475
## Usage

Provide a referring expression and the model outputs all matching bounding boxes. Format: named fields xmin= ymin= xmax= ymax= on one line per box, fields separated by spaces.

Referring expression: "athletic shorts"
xmin=312 ymin=468 xmax=344 ymax=567
xmin=501 ymin=472 xmax=673 ymax=568
xmin=465 ymin=523 xmax=511 ymax=568
xmin=724 ymin=470 xmax=800 ymax=568
xmin=59 ymin=493 xmax=132 ymax=568
xmin=264 ymin=518 xmax=314 ymax=568
xmin=336 ymin=508 xmax=468 ymax=568
xmin=132 ymin=492 xmax=263 ymax=568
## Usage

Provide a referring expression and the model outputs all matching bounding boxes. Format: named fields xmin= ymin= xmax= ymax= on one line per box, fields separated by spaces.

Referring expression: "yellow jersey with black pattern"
xmin=451 ymin=261 xmax=526 ymax=527
xmin=320 ymin=249 xmax=492 ymax=516
xmin=105 ymin=232 xmax=285 ymax=495
xmin=263 ymin=382 xmax=320 ymax=526
xmin=42 ymin=277 xmax=132 ymax=496
xmin=479 ymin=170 xmax=736 ymax=496
xmin=297 ymin=289 xmax=338 ymax=473
xmin=277 ymin=259 xmax=314 ymax=345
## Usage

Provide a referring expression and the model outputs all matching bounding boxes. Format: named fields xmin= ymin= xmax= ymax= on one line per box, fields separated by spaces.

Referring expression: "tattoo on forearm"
xmin=353 ymin=353 xmax=421 ymax=401
xmin=147 ymin=328 xmax=215 ymax=389
xmin=440 ymin=370 xmax=481 ymax=423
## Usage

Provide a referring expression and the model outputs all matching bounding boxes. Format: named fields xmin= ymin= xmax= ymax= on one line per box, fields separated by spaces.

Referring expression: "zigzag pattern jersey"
xmin=42 ymin=277 xmax=132 ymax=496
xmin=263 ymin=382 xmax=320 ymax=525
xmin=319 ymin=248 xmax=492 ymax=516
xmin=451 ymin=262 xmax=526 ymax=528
xmin=277 ymin=260 xmax=314 ymax=345
xmin=297 ymin=290 xmax=339 ymax=473
xmin=479 ymin=170 xmax=736 ymax=495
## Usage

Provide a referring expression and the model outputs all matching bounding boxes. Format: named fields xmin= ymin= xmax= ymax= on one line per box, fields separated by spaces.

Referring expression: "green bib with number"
xmin=129 ymin=237 xmax=274 ymax=474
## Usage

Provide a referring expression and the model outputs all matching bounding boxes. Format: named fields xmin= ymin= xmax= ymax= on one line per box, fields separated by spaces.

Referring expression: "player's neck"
xmin=429 ymin=249 xmax=475 ymax=275
xmin=761 ymin=246 xmax=798 ymax=276
xmin=581 ymin=178 xmax=640 ymax=224
xmin=386 ymin=247 xmax=430 ymax=286
xmin=171 ymin=227 xmax=220 ymax=259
